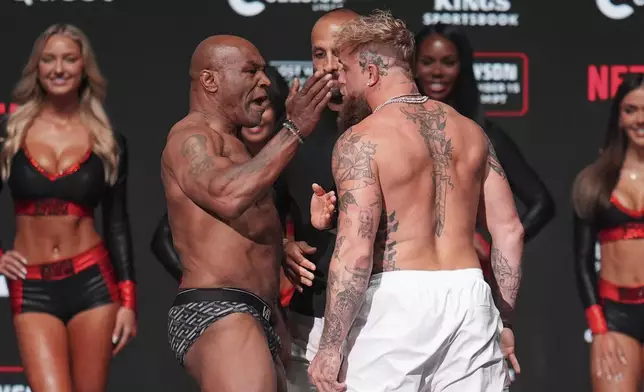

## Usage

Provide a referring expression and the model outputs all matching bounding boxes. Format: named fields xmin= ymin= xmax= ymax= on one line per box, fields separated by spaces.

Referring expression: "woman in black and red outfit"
xmin=573 ymin=73 xmax=644 ymax=391
xmin=0 ymin=24 xmax=136 ymax=391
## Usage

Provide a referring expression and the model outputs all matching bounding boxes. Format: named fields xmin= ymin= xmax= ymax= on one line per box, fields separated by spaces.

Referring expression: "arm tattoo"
xmin=490 ymin=247 xmax=521 ymax=308
xmin=332 ymin=128 xmax=377 ymax=192
xmin=181 ymin=135 xmax=214 ymax=177
xmin=486 ymin=135 xmax=506 ymax=179
xmin=338 ymin=191 xmax=357 ymax=213
xmin=359 ymin=50 xmax=390 ymax=76
xmin=400 ymin=104 xmax=454 ymax=237
xmin=319 ymin=255 xmax=372 ymax=351
xmin=333 ymin=236 xmax=346 ymax=261
xmin=222 ymin=128 xmax=298 ymax=182
xmin=374 ymin=211 xmax=400 ymax=272
xmin=358 ymin=208 xmax=374 ymax=238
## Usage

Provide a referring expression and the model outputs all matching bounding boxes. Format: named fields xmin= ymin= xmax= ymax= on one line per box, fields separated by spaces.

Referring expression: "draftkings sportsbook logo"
xmin=228 ymin=0 xmax=343 ymax=17
xmin=596 ymin=0 xmax=644 ymax=20
xmin=271 ymin=55 xmax=528 ymax=117
xmin=422 ymin=0 xmax=519 ymax=27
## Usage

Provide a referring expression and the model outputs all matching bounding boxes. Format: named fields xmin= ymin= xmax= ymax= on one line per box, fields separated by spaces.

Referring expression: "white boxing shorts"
xmin=341 ymin=268 xmax=508 ymax=392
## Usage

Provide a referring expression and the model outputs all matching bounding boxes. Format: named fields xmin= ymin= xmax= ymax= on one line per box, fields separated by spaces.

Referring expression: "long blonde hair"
xmin=0 ymin=24 xmax=119 ymax=184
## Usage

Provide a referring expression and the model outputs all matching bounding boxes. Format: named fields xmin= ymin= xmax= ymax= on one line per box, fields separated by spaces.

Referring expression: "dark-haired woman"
xmin=573 ymin=73 xmax=644 ymax=392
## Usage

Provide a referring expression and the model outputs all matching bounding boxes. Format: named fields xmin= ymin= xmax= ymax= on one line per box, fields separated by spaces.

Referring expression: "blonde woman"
xmin=0 ymin=24 xmax=136 ymax=391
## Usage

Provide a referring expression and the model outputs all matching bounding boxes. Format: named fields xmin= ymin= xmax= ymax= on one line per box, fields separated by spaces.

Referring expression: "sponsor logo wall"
xmin=0 ymin=1 xmax=642 ymax=391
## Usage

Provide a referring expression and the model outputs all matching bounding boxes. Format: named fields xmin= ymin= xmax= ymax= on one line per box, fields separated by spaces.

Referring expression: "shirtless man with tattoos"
xmin=161 ymin=35 xmax=334 ymax=392
xmin=306 ymin=11 xmax=524 ymax=392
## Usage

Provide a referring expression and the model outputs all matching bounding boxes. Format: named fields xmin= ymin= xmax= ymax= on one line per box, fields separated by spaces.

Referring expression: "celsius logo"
xmin=228 ymin=0 xmax=343 ymax=17
xmin=228 ymin=0 xmax=264 ymax=17
xmin=596 ymin=0 xmax=644 ymax=20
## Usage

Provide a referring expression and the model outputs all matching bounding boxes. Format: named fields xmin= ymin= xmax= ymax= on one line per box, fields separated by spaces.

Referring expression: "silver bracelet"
xmin=283 ymin=120 xmax=304 ymax=144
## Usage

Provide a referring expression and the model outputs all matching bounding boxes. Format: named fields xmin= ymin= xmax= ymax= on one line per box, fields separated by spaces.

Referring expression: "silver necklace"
xmin=374 ymin=94 xmax=429 ymax=113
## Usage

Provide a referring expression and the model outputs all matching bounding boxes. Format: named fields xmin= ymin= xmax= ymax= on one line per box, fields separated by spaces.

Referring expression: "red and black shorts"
xmin=599 ymin=278 xmax=644 ymax=343
xmin=8 ymin=242 xmax=120 ymax=323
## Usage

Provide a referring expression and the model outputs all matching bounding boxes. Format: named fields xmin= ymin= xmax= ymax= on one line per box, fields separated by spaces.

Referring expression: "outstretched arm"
xmin=318 ymin=128 xmax=381 ymax=353
xmin=163 ymin=127 xmax=301 ymax=221
xmin=150 ymin=213 xmax=182 ymax=282
xmin=162 ymin=72 xmax=334 ymax=221
xmin=479 ymin=135 xmax=524 ymax=324
xmin=486 ymin=123 xmax=555 ymax=241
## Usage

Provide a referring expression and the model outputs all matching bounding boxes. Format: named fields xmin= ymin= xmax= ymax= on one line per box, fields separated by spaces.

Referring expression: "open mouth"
xmin=251 ymin=96 xmax=269 ymax=110
xmin=244 ymin=126 xmax=265 ymax=134
xmin=427 ymin=81 xmax=447 ymax=93
xmin=50 ymin=77 xmax=69 ymax=86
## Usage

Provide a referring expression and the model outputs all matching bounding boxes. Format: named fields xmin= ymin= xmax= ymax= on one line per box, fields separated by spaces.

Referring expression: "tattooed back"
xmin=344 ymin=101 xmax=490 ymax=273
xmin=161 ymin=114 xmax=283 ymax=303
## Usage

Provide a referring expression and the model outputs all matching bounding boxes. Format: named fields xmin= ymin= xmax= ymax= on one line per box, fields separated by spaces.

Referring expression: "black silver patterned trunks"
xmin=167 ymin=287 xmax=281 ymax=366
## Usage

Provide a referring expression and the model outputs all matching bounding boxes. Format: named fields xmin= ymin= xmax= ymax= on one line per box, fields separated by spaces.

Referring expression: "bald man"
xmin=275 ymin=8 xmax=360 ymax=391
xmin=162 ymin=35 xmax=334 ymax=391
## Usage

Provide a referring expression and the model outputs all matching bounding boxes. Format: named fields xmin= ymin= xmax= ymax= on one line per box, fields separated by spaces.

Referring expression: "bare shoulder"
xmin=162 ymin=117 xmax=223 ymax=173
xmin=332 ymin=125 xmax=380 ymax=190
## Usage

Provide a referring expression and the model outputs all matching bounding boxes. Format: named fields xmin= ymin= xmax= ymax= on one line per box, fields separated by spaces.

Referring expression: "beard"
xmin=338 ymin=92 xmax=372 ymax=133
xmin=330 ymin=87 xmax=344 ymax=105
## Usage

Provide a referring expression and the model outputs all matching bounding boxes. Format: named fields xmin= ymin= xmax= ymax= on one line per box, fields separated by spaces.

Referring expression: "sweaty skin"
xmin=161 ymin=35 xmax=332 ymax=392
xmin=163 ymin=37 xmax=284 ymax=301
xmin=310 ymin=43 xmax=524 ymax=387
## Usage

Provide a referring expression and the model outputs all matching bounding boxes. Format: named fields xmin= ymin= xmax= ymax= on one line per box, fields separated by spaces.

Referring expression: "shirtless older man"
xmin=307 ymin=11 xmax=524 ymax=392
xmin=162 ymin=35 xmax=334 ymax=391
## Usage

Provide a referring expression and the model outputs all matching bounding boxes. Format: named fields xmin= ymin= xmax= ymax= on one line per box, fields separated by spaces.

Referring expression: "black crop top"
xmin=573 ymin=194 xmax=644 ymax=310
xmin=0 ymin=120 xmax=136 ymax=309
xmin=10 ymin=147 xmax=109 ymax=212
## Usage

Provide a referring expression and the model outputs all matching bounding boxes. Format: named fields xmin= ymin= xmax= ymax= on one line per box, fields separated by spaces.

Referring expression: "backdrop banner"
xmin=0 ymin=0 xmax=643 ymax=390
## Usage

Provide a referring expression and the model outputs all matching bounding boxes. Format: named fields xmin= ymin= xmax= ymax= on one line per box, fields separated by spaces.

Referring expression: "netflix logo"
xmin=587 ymin=65 xmax=644 ymax=102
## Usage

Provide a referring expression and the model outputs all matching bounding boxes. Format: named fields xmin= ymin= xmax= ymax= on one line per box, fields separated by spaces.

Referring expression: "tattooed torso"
xmin=347 ymin=102 xmax=490 ymax=272
xmin=162 ymin=117 xmax=283 ymax=302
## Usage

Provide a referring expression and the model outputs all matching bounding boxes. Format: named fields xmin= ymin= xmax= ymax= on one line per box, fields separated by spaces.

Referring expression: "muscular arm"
xmin=318 ymin=128 xmax=382 ymax=352
xmin=150 ymin=213 xmax=182 ymax=282
xmin=573 ymin=214 xmax=606 ymax=333
xmin=150 ymin=175 xmax=289 ymax=283
xmin=163 ymin=127 xmax=301 ymax=220
xmin=479 ymin=135 xmax=524 ymax=322
xmin=102 ymin=133 xmax=136 ymax=311
xmin=485 ymin=122 xmax=555 ymax=241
